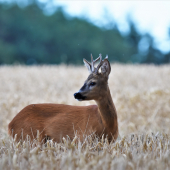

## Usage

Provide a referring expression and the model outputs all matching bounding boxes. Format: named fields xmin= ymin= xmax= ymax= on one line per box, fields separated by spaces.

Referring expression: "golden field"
xmin=0 ymin=64 xmax=170 ymax=169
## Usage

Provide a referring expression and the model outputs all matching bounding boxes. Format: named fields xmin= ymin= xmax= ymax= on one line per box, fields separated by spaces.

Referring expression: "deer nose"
xmin=74 ymin=92 xmax=83 ymax=99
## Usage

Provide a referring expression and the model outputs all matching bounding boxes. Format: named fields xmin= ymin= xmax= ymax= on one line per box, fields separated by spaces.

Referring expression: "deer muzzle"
xmin=74 ymin=92 xmax=86 ymax=101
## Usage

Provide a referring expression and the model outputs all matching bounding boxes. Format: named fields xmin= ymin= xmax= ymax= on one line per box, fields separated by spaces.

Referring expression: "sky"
xmin=52 ymin=0 xmax=170 ymax=53
xmin=1 ymin=0 xmax=170 ymax=53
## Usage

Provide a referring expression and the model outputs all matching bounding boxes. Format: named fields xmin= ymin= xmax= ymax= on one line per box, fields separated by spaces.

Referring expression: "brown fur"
xmin=8 ymin=104 xmax=107 ymax=142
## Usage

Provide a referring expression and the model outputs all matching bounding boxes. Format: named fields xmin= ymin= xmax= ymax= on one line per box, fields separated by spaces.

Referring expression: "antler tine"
xmin=95 ymin=54 xmax=103 ymax=74
xmin=91 ymin=54 xmax=95 ymax=72
xmin=93 ymin=56 xmax=101 ymax=64
xmin=83 ymin=58 xmax=91 ymax=66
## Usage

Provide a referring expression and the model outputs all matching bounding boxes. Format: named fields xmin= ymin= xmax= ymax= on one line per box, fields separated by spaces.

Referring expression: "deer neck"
xmin=95 ymin=85 xmax=118 ymax=135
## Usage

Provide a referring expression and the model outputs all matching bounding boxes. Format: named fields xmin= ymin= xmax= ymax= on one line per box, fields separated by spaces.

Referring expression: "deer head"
xmin=74 ymin=54 xmax=111 ymax=101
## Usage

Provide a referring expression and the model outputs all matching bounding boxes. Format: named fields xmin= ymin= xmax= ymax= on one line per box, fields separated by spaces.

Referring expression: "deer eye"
xmin=90 ymin=82 xmax=96 ymax=86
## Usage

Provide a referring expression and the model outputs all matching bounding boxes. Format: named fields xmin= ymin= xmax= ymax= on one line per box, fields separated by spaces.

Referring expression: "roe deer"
xmin=8 ymin=54 xmax=118 ymax=143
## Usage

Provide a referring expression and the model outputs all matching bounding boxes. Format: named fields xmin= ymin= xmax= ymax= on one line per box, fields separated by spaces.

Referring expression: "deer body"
xmin=8 ymin=55 xmax=118 ymax=143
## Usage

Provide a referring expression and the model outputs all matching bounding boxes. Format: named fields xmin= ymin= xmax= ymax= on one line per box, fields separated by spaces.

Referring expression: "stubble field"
xmin=0 ymin=64 xmax=170 ymax=169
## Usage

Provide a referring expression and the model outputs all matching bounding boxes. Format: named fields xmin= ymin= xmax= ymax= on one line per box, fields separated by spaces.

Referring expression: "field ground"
xmin=0 ymin=64 xmax=170 ymax=169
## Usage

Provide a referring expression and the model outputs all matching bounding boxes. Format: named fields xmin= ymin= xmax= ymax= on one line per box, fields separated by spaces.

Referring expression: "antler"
xmin=84 ymin=54 xmax=102 ymax=73
xmin=91 ymin=54 xmax=95 ymax=72
xmin=95 ymin=54 xmax=103 ymax=74
xmin=84 ymin=54 xmax=109 ymax=74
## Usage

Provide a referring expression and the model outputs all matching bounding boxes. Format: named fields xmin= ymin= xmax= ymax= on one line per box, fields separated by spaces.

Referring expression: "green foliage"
xmin=0 ymin=2 xmax=169 ymax=65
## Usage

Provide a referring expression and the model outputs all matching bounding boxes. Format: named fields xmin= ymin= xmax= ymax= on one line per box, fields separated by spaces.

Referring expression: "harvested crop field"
xmin=0 ymin=64 xmax=170 ymax=169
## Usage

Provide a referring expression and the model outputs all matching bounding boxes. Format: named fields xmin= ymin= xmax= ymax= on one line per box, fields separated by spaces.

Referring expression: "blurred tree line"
xmin=0 ymin=1 xmax=169 ymax=65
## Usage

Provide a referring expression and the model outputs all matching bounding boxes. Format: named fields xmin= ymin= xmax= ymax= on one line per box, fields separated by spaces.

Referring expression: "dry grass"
xmin=0 ymin=64 xmax=170 ymax=169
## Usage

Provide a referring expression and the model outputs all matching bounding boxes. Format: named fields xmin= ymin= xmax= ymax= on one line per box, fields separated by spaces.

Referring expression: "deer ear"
xmin=101 ymin=59 xmax=111 ymax=77
xmin=83 ymin=58 xmax=91 ymax=73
